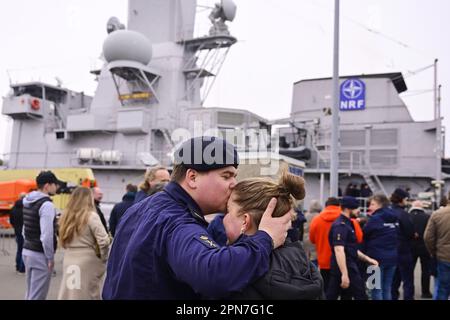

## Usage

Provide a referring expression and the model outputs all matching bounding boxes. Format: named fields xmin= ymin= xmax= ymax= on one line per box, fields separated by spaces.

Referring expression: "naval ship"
xmin=1 ymin=0 xmax=446 ymax=207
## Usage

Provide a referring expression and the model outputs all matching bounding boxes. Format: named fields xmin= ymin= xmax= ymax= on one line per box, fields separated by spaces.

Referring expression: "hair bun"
xmin=279 ymin=171 xmax=305 ymax=200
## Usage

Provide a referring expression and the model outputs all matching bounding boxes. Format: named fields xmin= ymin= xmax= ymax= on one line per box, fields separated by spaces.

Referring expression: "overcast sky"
xmin=1 ymin=0 xmax=449 ymax=157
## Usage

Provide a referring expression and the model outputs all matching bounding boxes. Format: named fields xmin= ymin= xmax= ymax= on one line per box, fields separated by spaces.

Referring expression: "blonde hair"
xmin=58 ymin=187 xmax=96 ymax=248
xmin=139 ymin=166 xmax=168 ymax=192
xmin=232 ymin=171 xmax=305 ymax=227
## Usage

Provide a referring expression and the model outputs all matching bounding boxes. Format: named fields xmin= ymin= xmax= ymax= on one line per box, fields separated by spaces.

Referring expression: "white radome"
xmin=103 ymin=30 xmax=152 ymax=65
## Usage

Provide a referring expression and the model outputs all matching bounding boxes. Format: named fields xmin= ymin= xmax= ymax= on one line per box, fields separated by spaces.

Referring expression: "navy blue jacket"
xmin=328 ymin=214 xmax=359 ymax=275
xmin=363 ymin=207 xmax=398 ymax=266
xmin=390 ymin=204 xmax=414 ymax=255
xmin=207 ymin=214 xmax=227 ymax=246
xmin=109 ymin=192 xmax=136 ymax=237
xmin=288 ymin=209 xmax=306 ymax=242
xmin=133 ymin=190 xmax=149 ymax=204
xmin=10 ymin=199 xmax=24 ymax=236
xmin=102 ymin=182 xmax=273 ymax=300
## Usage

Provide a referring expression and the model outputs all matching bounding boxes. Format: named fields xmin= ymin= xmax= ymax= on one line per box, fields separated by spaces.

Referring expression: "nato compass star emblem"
xmin=342 ymin=79 xmax=364 ymax=99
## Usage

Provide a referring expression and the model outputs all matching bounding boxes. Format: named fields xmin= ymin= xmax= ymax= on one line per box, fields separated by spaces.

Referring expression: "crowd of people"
xmin=7 ymin=136 xmax=450 ymax=300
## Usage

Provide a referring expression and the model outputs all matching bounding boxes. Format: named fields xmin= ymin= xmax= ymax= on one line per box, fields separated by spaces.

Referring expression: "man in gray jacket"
xmin=22 ymin=171 xmax=61 ymax=300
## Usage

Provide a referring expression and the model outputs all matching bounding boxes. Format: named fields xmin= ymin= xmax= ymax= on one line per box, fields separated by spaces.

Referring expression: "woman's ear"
xmin=242 ymin=213 xmax=253 ymax=232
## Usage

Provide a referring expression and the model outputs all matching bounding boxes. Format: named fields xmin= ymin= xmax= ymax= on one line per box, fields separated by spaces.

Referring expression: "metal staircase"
xmin=362 ymin=172 xmax=388 ymax=197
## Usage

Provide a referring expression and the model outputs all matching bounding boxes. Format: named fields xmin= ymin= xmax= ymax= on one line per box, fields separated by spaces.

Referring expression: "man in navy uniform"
xmin=102 ymin=136 xmax=293 ymax=299
xmin=326 ymin=196 xmax=378 ymax=300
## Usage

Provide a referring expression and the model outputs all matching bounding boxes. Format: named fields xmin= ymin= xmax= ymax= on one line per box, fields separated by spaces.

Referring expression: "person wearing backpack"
xmin=223 ymin=171 xmax=324 ymax=299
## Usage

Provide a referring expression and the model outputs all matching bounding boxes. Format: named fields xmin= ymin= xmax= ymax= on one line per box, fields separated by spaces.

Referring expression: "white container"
xmin=101 ymin=150 xmax=122 ymax=163
xmin=77 ymin=148 xmax=102 ymax=161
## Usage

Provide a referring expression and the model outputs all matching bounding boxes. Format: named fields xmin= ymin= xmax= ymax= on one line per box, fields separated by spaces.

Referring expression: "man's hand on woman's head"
xmin=258 ymin=198 xmax=293 ymax=249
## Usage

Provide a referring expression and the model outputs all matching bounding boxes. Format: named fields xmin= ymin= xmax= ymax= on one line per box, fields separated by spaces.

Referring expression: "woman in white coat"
xmin=57 ymin=187 xmax=110 ymax=300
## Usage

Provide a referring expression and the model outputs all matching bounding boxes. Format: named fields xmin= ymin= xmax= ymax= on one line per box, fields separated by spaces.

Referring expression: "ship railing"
xmin=313 ymin=148 xmax=365 ymax=172
xmin=3 ymin=149 xmax=174 ymax=170
xmin=71 ymin=150 xmax=172 ymax=168
xmin=312 ymin=147 xmax=399 ymax=170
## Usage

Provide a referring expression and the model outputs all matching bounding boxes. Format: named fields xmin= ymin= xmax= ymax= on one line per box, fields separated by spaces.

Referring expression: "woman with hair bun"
xmin=223 ymin=171 xmax=324 ymax=299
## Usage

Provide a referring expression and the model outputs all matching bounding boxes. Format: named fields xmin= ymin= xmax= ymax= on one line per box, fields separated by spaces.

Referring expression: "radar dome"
xmin=103 ymin=30 xmax=152 ymax=65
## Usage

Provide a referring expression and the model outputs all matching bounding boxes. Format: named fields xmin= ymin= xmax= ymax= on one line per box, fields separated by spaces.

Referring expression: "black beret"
xmin=341 ymin=196 xmax=359 ymax=209
xmin=174 ymin=136 xmax=239 ymax=172
xmin=392 ymin=188 xmax=409 ymax=200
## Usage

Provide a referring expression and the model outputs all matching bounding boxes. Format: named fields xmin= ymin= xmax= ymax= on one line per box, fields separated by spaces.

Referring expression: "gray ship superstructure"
xmin=1 ymin=0 xmax=446 ymax=206
xmin=276 ymin=73 xmax=446 ymax=205
xmin=1 ymin=0 xmax=277 ymax=202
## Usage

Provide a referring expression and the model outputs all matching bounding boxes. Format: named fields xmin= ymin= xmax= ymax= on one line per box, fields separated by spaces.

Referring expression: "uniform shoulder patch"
xmin=196 ymin=234 xmax=219 ymax=249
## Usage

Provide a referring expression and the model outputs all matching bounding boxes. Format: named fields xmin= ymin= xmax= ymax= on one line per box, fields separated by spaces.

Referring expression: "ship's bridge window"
xmin=217 ymin=112 xmax=244 ymax=126
xmin=14 ymin=85 xmax=43 ymax=99
xmin=13 ymin=84 xmax=67 ymax=104
xmin=44 ymin=86 xmax=67 ymax=104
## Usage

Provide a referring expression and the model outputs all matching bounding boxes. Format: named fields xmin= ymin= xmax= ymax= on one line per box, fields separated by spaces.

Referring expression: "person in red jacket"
xmin=310 ymin=197 xmax=363 ymax=293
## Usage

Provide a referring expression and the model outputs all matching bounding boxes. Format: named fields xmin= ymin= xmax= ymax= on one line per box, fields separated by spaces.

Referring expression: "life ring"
xmin=30 ymin=99 xmax=40 ymax=110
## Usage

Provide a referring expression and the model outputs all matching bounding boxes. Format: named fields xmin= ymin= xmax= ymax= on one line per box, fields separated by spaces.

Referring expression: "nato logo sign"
xmin=340 ymin=78 xmax=366 ymax=111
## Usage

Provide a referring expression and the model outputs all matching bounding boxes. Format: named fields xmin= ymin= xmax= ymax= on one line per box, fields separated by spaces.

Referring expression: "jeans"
xmin=371 ymin=265 xmax=396 ymax=300
xmin=15 ymin=233 xmax=25 ymax=273
xmin=433 ymin=277 xmax=439 ymax=300
xmin=436 ymin=260 xmax=450 ymax=300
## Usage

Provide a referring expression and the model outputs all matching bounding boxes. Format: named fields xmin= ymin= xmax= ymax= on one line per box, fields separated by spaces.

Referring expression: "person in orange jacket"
xmin=310 ymin=197 xmax=363 ymax=293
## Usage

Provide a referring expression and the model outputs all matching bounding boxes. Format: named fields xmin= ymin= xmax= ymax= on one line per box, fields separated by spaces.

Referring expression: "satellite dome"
xmin=103 ymin=30 xmax=152 ymax=65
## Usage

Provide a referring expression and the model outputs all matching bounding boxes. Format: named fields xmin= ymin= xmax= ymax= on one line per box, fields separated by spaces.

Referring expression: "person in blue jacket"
xmin=108 ymin=184 xmax=137 ymax=237
xmin=363 ymin=194 xmax=398 ymax=300
xmin=102 ymin=136 xmax=294 ymax=299
xmin=133 ymin=166 xmax=170 ymax=204
xmin=390 ymin=188 xmax=415 ymax=300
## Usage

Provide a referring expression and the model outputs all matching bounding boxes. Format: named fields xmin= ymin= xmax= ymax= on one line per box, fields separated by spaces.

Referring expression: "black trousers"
xmin=320 ymin=269 xmax=331 ymax=292
xmin=326 ymin=269 xmax=367 ymax=300
xmin=412 ymin=252 xmax=431 ymax=295
xmin=321 ymin=269 xmax=353 ymax=300
xmin=392 ymin=252 xmax=415 ymax=300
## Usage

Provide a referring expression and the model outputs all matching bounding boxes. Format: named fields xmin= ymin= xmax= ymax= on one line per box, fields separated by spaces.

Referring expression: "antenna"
xmin=6 ymin=70 xmax=12 ymax=85
xmin=107 ymin=16 xmax=125 ymax=34
xmin=221 ymin=0 xmax=237 ymax=22
xmin=55 ymin=77 xmax=63 ymax=87
xmin=208 ymin=0 xmax=237 ymax=36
